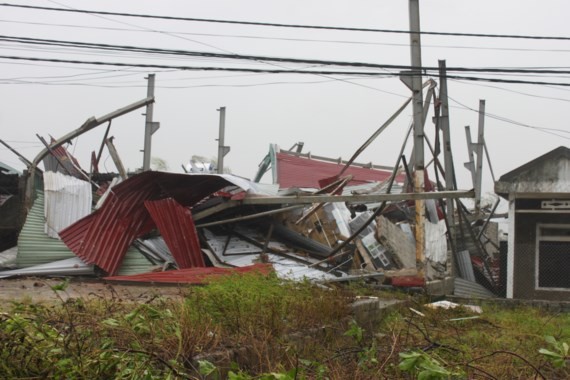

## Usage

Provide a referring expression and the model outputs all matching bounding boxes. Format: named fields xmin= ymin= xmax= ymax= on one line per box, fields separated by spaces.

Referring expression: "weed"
xmin=1 ymin=276 xmax=569 ymax=379
xmin=539 ymin=335 xmax=569 ymax=368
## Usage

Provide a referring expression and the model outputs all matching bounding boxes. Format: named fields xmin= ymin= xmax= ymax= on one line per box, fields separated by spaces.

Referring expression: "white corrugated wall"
xmin=44 ymin=172 xmax=92 ymax=238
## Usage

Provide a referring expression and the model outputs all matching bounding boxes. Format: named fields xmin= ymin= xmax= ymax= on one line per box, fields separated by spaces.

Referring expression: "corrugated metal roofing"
xmin=456 ymin=250 xmax=476 ymax=282
xmin=144 ymin=198 xmax=204 ymax=268
xmin=118 ymin=246 xmax=159 ymax=276
xmin=17 ymin=190 xmax=155 ymax=275
xmin=59 ymin=171 xmax=247 ymax=275
xmin=44 ymin=172 xmax=92 ymax=238
xmin=41 ymin=139 xmax=84 ymax=178
xmin=276 ymin=151 xmax=405 ymax=189
xmin=18 ymin=190 xmax=76 ymax=267
xmin=132 ymin=237 xmax=174 ymax=264
xmin=104 ymin=263 xmax=273 ymax=284
xmin=0 ymin=257 xmax=94 ymax=279
xmin=453 ymin=277 xmax=495 ymax=299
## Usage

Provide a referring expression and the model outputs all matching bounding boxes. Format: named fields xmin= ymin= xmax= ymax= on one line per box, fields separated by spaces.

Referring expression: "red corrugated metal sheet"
xmin=59 ymin=171 xmax=236 ymax=275
xmin=144 ymin=198 xmax=204 ymax=269
xmin=276 ymin=152 xmax=404 ymax=189
xmin=42 ymin=137 xmax=84 ymax=178
xmin=104 ymin=263 xmax=273 ymax=284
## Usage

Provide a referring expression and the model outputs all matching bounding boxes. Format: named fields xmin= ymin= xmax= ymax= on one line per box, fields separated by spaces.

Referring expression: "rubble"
xmin=0 ymin=86 xmax=502 ymax=298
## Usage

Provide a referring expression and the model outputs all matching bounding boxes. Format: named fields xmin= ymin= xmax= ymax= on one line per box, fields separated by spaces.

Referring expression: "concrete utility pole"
xmin=475 ymin=99 xmax=486 ymax=213
xmin=216 ymin=106 xmax=230 ymax=174
xmin=408 ymin=0 xmax=426 ymax=278
xmin=463 ymin=99 xmax=486 ymax=214
xmin=143 ymin=74 xmax=159 ymax=171
xmin=438 ymin=60 xmax=455 ymax=226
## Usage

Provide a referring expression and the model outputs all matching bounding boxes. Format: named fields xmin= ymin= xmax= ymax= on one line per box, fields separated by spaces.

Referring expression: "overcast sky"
xmin=1 ymin=0 xmax=569 ymax=199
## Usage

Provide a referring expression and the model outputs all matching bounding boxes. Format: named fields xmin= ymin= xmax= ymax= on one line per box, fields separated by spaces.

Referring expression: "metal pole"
xmin=464 ymin=126 xmax=477 ymax=188
xmin=25 ymin=96 xmax=154 ymax=212
xmin=143 ymin=73 xmax=155 ymax=171
xmin=217 ymin=106 xmax=230 ymax=174
xmin=438 ymin=60 xmax=455 ymax=211
xmin=409 ymin=0 xmax=425 ymax=278
xmin=475 ymin=99 xmax=486 ymax=214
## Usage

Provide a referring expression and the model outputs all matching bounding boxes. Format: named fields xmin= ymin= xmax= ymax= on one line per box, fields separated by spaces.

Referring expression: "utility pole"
xmin=475 ymin=99 xmax=486 ymax=214
xmin=438 ymin=60 xmax=455 ymax=226
xmin=142 ymin=74 xmax=159 ymax=171
xmin=463 ymin=99 xmax=485 ymax=215
xmin=216 ymin=106 xmax=230 ymax=174
xmin=408 ymin=0 xmax=426 ymax=278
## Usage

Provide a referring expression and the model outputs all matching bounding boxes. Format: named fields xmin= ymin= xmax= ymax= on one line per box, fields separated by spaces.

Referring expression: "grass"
xmin=0 ymin=273 xmax=568 ymax=379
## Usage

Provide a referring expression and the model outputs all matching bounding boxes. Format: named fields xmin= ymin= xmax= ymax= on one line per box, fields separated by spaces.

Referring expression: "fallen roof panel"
xmin=0 ymin=257 xmax=94 ymax=279
xmin=59 ymin=172 xmax=253 ymax=275
xmin=104 ymin=263 xmax=273 ymax=284
xmin=144 ymin=198 xmax=204 ymax=269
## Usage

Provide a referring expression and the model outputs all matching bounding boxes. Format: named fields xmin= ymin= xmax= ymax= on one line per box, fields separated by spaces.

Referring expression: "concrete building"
xmin=495 ymin=146 xmax=570 ymax=301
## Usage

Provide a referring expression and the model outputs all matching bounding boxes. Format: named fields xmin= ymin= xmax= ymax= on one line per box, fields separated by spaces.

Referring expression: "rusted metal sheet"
xmin=104 ymin=263 xmax=273 ymax=284
xmin=276 ymin=151 xmax=404 ymax=189
xmin=144 ymin=198 xmax=204 ymax=269
xmin=59 ymin=171 xmax=238 ymax=275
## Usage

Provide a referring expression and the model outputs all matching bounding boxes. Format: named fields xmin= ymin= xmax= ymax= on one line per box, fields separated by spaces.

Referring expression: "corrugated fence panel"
xmin=44 ymin=172 xmax=92 ymax=238
xmin=144 ymin=198 xmax=204 ymax=268
xmin=17 ymin=190 xmax=76 ymax=267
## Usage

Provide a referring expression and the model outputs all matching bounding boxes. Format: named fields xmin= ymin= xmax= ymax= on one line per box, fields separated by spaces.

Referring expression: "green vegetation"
xmin=0 ymin=273 xmax=568 ymax=379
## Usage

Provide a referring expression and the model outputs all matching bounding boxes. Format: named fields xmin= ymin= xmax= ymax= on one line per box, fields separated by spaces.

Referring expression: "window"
xmin=536 ymin=224 xmax=570 ymax=290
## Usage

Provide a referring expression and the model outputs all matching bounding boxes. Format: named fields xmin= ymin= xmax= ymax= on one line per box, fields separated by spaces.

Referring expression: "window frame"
xmin=535 ymin=223 xmax=570 ymax=291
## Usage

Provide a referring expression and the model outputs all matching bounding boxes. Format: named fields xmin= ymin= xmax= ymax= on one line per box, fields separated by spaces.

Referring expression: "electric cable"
xmin=3 ymin=2 xmax=570 ymax=41
xmin=2 ymin=54 xmax=570 ymax=87
xmin=4 ymin=35 xmax=570 ymax=75
xmin=4 ymin=19 xmax=570 ymax=54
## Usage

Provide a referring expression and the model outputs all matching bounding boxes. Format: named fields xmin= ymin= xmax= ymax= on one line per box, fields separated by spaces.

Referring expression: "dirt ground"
xmin=0 ymin=277 xmax=190 ymax=308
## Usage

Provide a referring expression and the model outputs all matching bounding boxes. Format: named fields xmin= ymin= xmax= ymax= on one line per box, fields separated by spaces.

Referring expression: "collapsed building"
xmin=0 ymin=84 xmax=508 ymax=299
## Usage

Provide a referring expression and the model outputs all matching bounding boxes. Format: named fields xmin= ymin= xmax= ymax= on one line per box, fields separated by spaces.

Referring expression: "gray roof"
xmin=495 ymin=146 xmax=570 ymax=197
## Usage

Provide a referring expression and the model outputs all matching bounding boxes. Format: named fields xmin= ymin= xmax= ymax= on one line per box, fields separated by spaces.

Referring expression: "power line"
xmin=46 ymin=1 xmax=409 ymax=100
xmin=448 ymin=96 xmax=570 ymax=139
xmin=0 ymin=55 xmax=394 ymax=75
xmin=4 ymin=35 xmax=570 ymax=76
xmin=3 ymin=2 xmax=570 ymax=41
xmin=4 ymin=19 xmax=570 ymax=54
xmin=47 ymin=0 xmax=237 ymax=56
xmin=449 ymin=78 xmax=570 ymax=103
xmin=3 ymin=54 xmax=570 ymax=87
xmin=0 ymin=76 xmax=391 ymax=89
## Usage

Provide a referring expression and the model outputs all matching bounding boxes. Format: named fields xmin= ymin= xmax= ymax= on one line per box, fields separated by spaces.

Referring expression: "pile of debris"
xmin=0 ymin=95 xmax=501 ymax=297
xmin=0 ymin=138 xmax=454 ymax=287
